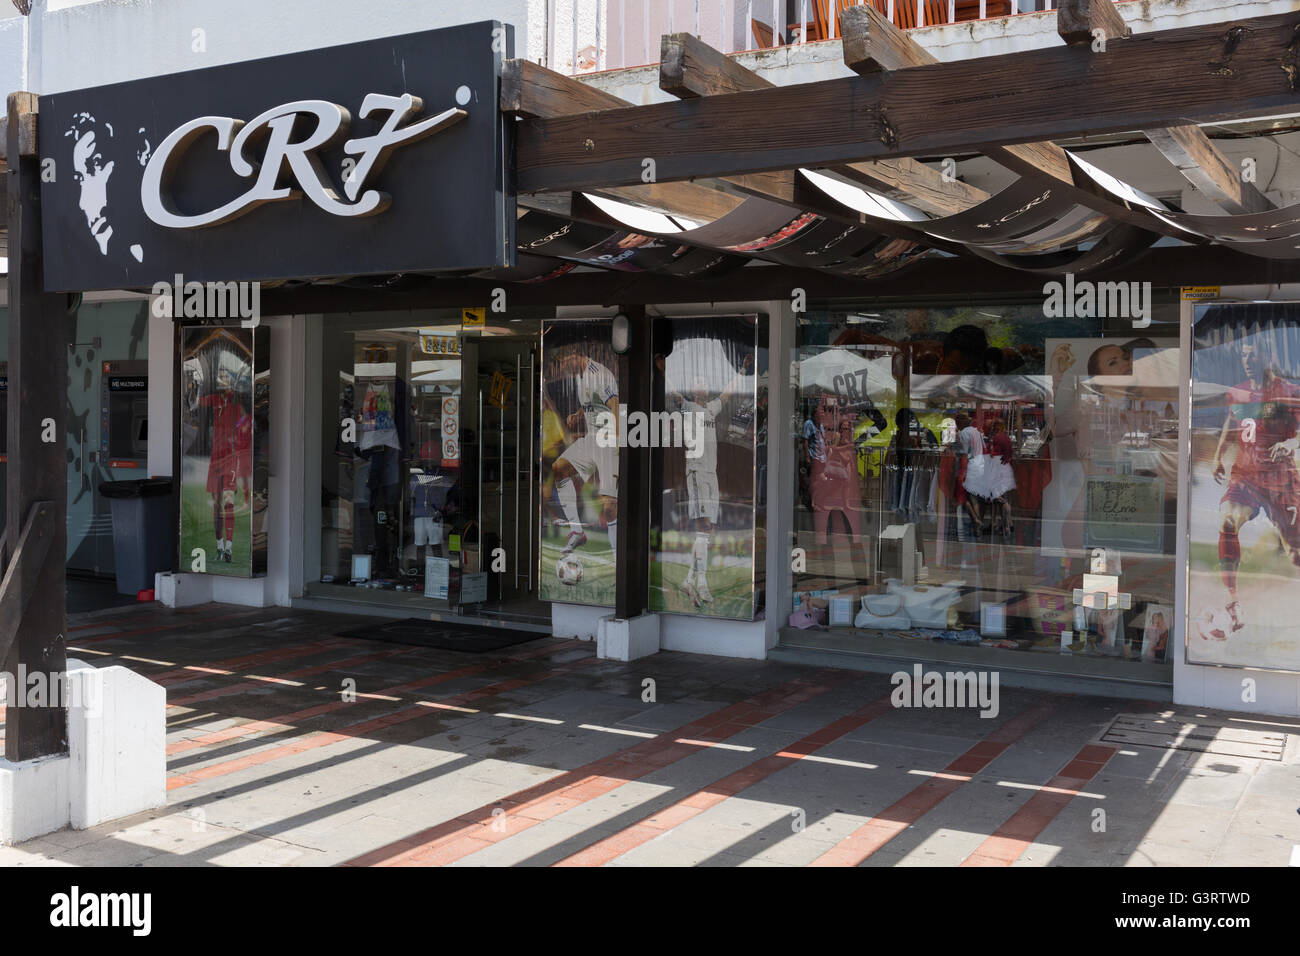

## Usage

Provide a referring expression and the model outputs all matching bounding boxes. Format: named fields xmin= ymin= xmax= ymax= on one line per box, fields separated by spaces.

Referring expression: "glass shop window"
xmin=789 ymin=300 xmax=1181 ymax=677
xmin=319 ymin=323 xmax=464 ymax=589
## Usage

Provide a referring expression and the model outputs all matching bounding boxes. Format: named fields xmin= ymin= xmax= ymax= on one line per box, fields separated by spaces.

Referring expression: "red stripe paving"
xmin=343 ymin=672 xmax=858 ymax=867
xmin=809 ymin=700 xmax=1059 ymax=867
xmin=959 ymin=743 xmax=1117 ymax=867
xmin=166 ymin=639 xmax=577 ymax=756
xmin=150 ymin=639 xmax=361 ymax=686
xmin=554 ymin=693 xmax=896 ymax=866
xmin=4 ymin=638 xmax=357 ymax=726
xmin=166 ymin=651 xmax=602 ymax=791
xmin=167 ymin=647 xmax=411 ymax=707
xmin=68 ymin=608 xmax=269 ymax=645
xmin=166 ymin=638 xmax=579 ymax=709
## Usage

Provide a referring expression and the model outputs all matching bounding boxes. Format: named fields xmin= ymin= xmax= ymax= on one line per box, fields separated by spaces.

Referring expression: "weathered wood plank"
xmin=0 ymin=502 xmax=55 ymax=667
xmin=659 ymin=30 xmax=986 ymax=216
xmin=5 ymin=91 xmax=69 ymax=761
xmin=835 ymin=158 xmax=988 ymax=215
xmin=260 ymin=245 xmax=1300 ymax=316
xmin=1145 ymin=124 xmax=1273 ymax=214
xmin=840 ymin=7 xmax=1074 ymax=192
xmin=659 ymin=32 xmax=771 ymax=99
xmin=502 ymin=57 xmax=629 ymax=117
xmin=842 ymin=4 xmax=936 ymax=74
xmin=516 ymin=12 xmax=1300 ymax=193
xmin=1058 ymin=0 xmax=1132 ymax=47
xmin=502 ymin=57 xmax=743 ymax=221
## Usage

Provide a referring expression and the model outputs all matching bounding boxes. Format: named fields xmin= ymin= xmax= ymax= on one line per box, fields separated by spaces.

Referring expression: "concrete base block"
xmin=67 ymin=659 xmax=166 ymax=829
xmin=0 ymin=754 xmax=71 ymax=845
xmin=155 ymin=571 xmax=212 ymax=608
xmin=0 ymin=659 xmax=166 ymax=844
xmin=596 ymin=613 xmax=661 ymax=661
xmin=552 ymin=602 xmax=608 ymax=642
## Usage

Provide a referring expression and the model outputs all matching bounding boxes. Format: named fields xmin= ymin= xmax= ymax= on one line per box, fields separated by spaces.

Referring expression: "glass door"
xmin=464 ymin=336 xmax=542 ymax=621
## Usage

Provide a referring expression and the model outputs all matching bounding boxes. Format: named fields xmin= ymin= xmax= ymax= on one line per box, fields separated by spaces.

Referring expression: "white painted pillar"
xmin=764 ymin=299 xmax=796 ymax=649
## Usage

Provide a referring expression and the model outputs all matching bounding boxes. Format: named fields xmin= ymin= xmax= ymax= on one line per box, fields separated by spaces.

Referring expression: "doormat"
xmin=335 ymin=618 xmax=547 ymax=653
xmin=1100 ymin=713 xmax=1288 ymax=760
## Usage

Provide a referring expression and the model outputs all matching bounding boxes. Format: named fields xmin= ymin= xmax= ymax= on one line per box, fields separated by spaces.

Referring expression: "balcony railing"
xmin=541 ymin=0 xmax=1090 ymax=75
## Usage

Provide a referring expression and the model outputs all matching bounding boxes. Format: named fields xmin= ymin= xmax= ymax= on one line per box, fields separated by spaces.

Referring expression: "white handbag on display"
xmin=885 ymin=579 xmax=963 ymax=629
xmin=854 ymin=594 xmax=912 ymax=629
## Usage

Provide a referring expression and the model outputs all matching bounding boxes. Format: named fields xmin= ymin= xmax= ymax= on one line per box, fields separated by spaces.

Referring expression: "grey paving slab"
xmin=2 ymin=602 xmax=1294 ymax=867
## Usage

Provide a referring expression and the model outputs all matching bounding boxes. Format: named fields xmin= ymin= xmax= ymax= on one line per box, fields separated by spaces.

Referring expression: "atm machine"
xmin=101 ymin=360 xmax=149 ymax=468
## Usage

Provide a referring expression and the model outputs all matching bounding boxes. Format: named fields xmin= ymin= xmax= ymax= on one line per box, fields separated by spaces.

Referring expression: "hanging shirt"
xmin=359 ymin=381 xmax=400 ymax=451
xmin=802 ymin=418 xmax=826 ymax=463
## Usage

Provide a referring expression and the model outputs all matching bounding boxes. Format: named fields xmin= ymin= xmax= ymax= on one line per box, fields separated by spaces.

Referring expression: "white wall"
xmin=18 ymin=0 xmax=546 ymax=94
xmin=583 ymin=0 xmax=1293 ymax=96
xmin=0 ymin=14 xmax=26 ymax=96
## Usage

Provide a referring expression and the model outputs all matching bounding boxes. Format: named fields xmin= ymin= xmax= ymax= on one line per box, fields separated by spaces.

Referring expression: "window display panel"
xmin=789 ymin=302 xmax=1180 ymax=675
xmin=319 ymin=320 xmax=464 ymax=592
xmin=649 ymin=315 xmax=763 ymax=621
xmin=539 ymin=320 xmax=619 ymax=607
xmin=1188 ymin=303 xmax=1300 ymax=671
xmin=179 ymin=325 xmax=268 ymax=577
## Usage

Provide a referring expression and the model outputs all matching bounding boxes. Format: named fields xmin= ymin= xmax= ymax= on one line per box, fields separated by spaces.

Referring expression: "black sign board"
xmin=107 ymin=376 xmax=148 ymax=392
xmin=39 ymin=21 xmax=515 ymax=291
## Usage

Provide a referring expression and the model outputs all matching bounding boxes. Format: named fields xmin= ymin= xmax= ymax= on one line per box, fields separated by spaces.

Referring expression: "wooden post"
xmin=4 ymin=92 xmax=69 ymax=761
xmin=615 ymin=305 xmax=650 ymax=621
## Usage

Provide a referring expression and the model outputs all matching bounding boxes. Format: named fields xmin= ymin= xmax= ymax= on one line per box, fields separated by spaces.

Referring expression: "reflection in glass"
xmin=1189 ymin=304 xmax=1300 ymax=671
xmin=179 ymin=326 xmax=266 ymax=577
xmin=789 ymin=304 xmax=1179 ymax=674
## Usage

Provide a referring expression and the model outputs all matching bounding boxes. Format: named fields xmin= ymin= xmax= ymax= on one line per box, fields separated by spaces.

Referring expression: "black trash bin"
xmin=99 ymin=477 xmax=174 ymax=596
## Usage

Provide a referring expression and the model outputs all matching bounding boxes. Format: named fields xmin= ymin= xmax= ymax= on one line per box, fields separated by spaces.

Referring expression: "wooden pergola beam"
xmin=659 ymin=31 xmax=987 ymax=217
xmin=515 ymin=11 xmax=1300 ymax=193
xmin=1052 ymin=3 xmax=1272 ymax=215
xmin=1057 ymin=0 xmax=1132 ymax=47
xmin=502 ymin=58 xmax=744 ymax=222
xmin=0 ymin=107 xmax=36 ymax=172
xmin=1144 ymin=124 xmax=1273 ymax=215
xmin=841 ymin=3 xmax=933 ymax=74
xmin=840 ymin=6 xmax=1074 ymax=186
xmin=259 ymin=244 xmax=1300 ymax=315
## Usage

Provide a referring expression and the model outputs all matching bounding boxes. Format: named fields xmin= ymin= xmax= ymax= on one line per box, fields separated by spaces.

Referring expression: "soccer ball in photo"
xmin=556 ymin=553 xmax=584 ymax=586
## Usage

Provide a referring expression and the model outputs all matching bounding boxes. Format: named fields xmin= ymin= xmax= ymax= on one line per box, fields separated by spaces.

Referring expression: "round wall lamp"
xmin=611 ymin=311 xmax=631 ymax=355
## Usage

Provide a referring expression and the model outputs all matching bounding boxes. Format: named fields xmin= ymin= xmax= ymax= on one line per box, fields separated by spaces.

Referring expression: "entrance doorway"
xmin=311 ymin=312 xmax=549 ymax=629
xmin=461 ymin=335 xmax=544 ymax=624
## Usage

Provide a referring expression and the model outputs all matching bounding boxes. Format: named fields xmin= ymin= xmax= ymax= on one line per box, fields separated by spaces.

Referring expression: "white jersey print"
xmin=576 ymin=360 xmax=618 ymax=432
xmin=681 ymin=398 xmax=722 ymax=474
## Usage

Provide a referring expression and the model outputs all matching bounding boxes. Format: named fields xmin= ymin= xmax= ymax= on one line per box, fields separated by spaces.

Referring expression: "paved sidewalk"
xmin=1 ymin=602 xmax=1297 ymax=866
